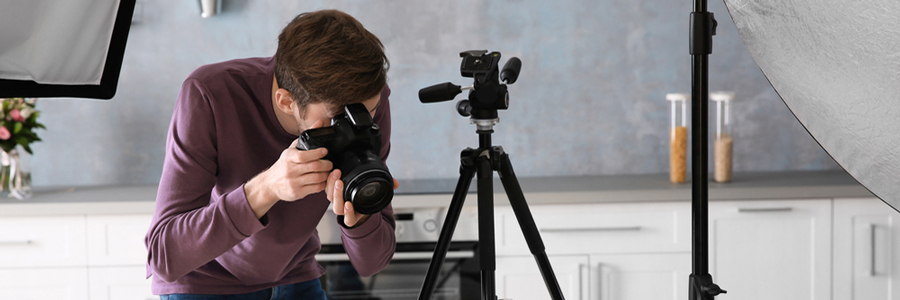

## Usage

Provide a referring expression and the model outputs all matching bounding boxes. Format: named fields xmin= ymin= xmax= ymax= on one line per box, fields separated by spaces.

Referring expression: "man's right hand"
xmin=244 ymin=120 xmax=334 ymax=219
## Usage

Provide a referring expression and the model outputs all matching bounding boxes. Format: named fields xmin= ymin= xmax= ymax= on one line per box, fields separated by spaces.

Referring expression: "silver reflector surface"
xmin=724 ymin=0 xmax=900 ymax=211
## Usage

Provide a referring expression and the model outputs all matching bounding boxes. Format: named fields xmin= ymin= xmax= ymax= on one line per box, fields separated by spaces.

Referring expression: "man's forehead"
xmin=327 ymin=95 xmax=380 ymax=117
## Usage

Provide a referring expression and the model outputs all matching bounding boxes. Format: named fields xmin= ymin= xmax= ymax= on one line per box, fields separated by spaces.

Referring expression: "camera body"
xmin=296 ymin=103 xmax=394 ymax=215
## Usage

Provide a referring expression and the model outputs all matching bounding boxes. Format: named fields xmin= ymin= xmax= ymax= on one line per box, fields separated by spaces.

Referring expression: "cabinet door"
xmin=496 ymin=255 xmax=589 ymax=300
xmin=833 ymin=197 xmax=900 ymax=300
xmin=590 ymin=253 xmax=690 ymax=300
xmin=708 ymin=199 xmax=831 ymax=300
xmin=86 ymin=214 xmax=153 ymax=266
xmin=88 ymin=266 xmax=155 ymax=300
xmin=0 ymin=267 xmax=89 ymax=300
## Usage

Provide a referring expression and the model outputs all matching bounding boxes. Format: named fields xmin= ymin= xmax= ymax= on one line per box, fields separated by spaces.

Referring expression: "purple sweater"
xmin=145 ymin=57 xmax=396 ymax=295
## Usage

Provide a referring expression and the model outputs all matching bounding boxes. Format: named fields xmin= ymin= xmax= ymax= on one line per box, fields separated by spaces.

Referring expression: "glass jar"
xmin=0 ymin=145 xmax=32 ymax=200
xmin=666 ymin=93 xmax=689 ymax=183
xmin=711 ymin=92 xmax=735 ymax=182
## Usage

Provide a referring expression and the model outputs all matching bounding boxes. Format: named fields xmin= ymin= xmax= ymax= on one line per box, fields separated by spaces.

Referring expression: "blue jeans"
xmin=160 ymin=278 xmax=327 ymax=300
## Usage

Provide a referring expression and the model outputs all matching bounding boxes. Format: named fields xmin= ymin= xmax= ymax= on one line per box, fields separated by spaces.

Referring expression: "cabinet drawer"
xmin=0 ymin=216 xmax=87 ymax=267
xmin=87 ymin=214 xmax=153 ymax=266
xmin=0 ymin=267 xmax=89 ymax=300
xmin=496 ymin=202 xmax=690 ymax=255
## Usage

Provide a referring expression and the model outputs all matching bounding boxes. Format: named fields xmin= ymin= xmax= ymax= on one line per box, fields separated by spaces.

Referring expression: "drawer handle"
xmin=737 ymin=207 xmax=793 ymax=213
xmin=870 ymin=223 xmax=877 ymax=277
xmin=541 ymin=226 xmax=642 ymax=233
xmin=0 ymin=240 xmax=33 ymax=246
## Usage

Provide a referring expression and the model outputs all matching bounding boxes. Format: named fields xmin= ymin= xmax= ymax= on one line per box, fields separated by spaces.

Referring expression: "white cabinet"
xmin=86 ymin=215 xmax=155 ymax=299
xmin=833 ymin=197 xmax=900 ymax=300
xmin=590 ymin=253 xmax=689 ymax=300
xmin=0 ymin=268 xmax=89 ymax=300
xmin=495 ymin=253 xmax=690 ymax=300
xmin=0 ymin=215 xmax=87 ymax=267
xmin=496 ymin=255 xmax=590 ymax=300
xmin=496 ymin=202 xmax=691 ymax=256
xmin=496 ymin=199 xmax=840 ymax=300
xmin=495 ymin=202 xmax=691 ymax=300
xmin=708 ymin=199 xmax=832 ymax=300
xmin=89 ymin=266 xmax=156 ymax=300
xmin=87 ymin=215 xmax=153 ymax=266
xmin=0 ymin=213 xmax=153 ymax=300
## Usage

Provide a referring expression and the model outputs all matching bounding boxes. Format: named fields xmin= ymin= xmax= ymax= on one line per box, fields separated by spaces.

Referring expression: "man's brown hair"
xmin=274 ymin=9 xmax=389 ymax=116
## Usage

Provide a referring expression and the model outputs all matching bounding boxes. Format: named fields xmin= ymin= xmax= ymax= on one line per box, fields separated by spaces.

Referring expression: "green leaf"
xmin=22 ymin=144 xmax=32 ymax=155
xmin=14 ymin=136 xmax=27 ymax=146
xmin=12 ymin=122 xmax=22 ymax=134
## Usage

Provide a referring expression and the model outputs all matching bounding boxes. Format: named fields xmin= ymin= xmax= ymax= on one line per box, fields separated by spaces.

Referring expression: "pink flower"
xmin=8 ymin=109 xmax=24 ymax=122
xmin=0 ymin=126 xmax=9 ymax=140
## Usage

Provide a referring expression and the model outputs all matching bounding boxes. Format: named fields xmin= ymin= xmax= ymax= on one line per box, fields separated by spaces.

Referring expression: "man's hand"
xmin=244 ymin=120 xmax=334 ymax=219
xmin=326 ymin=170 xmax=400 ymax=227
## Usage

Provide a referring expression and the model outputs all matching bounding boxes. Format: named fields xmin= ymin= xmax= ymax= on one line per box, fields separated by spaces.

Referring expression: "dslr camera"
xmin=296 ymin=103 xmax=394 ymax=215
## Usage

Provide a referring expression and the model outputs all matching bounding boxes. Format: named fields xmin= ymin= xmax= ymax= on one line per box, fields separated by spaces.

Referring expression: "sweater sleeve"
xmin=339 ymin=86 xmax=397 ymax=277
xmin=145 ymin=78 xmax=266 ymax=282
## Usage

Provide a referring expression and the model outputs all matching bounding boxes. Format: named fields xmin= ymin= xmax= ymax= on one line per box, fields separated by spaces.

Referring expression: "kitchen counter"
xmin=0 ymin=170 xmax=877 ymax=216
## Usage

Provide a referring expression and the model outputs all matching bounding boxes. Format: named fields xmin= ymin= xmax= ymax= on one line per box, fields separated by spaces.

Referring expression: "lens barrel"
xmin=340 ymin=150 xmax=394 ymax=215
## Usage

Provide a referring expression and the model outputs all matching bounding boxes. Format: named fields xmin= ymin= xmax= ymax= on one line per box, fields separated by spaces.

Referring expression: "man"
xmin=145 ymin=10 xmax=396 ymax=299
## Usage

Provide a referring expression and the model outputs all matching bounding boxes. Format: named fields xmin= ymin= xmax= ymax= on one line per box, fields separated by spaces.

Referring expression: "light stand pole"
xmin=689 ymin=0 xmax=726 ymax=299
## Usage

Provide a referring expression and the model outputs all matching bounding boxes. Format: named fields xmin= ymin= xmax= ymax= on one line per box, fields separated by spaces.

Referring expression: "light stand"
xmin=417 ymin=51 xmax=565 ymax=300
xmin=689 ymin=0 xmax=726 ymax=299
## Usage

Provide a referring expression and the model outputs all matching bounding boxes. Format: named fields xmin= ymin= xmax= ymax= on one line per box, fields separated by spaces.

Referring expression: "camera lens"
xmin=359 ymin=181 xmax=387 ymax=198
xmin=344 ymin=168 xmax=394 ymax=215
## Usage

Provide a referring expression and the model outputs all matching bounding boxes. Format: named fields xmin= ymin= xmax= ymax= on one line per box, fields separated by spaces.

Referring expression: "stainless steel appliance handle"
xmin=316 ymin=250 xmax=475 ymax=262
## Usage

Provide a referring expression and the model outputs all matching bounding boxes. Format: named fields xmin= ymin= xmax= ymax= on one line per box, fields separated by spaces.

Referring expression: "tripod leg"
xmin=476 ymin=153 xmax=497 ymax=300
xmin=417 ymin=158 xmax=477 ymax=300
xmin=496 ymin=150 xmax=566 ymax=300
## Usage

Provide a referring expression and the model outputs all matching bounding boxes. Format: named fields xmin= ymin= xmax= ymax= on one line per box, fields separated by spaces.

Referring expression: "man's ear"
xmin=274 ymin=88 xmax=295 ymax=115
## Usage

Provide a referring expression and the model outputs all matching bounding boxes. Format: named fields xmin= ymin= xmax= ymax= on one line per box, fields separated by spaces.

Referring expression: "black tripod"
xmin=689 ymin=0 xmax=725 ymax=299
xmin=417 ymin=51 xmax=565 ymax=300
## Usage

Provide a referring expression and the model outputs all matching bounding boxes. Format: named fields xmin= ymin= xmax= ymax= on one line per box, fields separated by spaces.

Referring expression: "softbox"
xmin=0 ymin=0 xmax=136 ymax=99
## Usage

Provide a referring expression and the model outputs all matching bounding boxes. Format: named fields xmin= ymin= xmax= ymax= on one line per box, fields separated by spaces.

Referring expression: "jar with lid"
xmin=665 ymin=93 xmax=689 ymax=183
xmin=711 ymin=92 xmax=735 ymax=182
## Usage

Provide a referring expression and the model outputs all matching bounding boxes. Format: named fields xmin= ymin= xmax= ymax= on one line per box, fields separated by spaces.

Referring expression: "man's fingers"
xmin=295 ymin=147 xmax=328 ymax=163
xmin=325 ymin=169 xmax=340 ymax=201
xmin=332 ymin=180 xmax=345 ymax=215
xmin=343 ymin=201 xmax=357 ymax=225
xmin=300 ymin=170 xmax=331 ymax=184
xmin=393 ymin=178 xmax=400 ymax=190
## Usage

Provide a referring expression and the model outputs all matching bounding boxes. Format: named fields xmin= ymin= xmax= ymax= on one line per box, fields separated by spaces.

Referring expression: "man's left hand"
xmin=326 ymin=169 xmax=400 ymax=227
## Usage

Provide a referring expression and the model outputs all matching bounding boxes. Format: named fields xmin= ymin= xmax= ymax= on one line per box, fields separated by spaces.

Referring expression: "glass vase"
xmin=1 ymin=146 xmax=32 ymax=200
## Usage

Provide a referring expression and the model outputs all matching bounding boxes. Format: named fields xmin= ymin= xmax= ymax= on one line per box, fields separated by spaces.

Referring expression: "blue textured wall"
xmin=28 ymin=0 xmax=838 ymax=187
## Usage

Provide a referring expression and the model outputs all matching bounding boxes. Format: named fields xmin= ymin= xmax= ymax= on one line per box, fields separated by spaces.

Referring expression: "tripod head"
xmin=419 ymin=50 xmax=521 ymax=127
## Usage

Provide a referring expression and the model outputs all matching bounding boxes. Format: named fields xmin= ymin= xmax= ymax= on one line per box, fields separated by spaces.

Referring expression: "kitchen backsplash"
xmin=28 ymin=0 xmax=839 ymax=187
